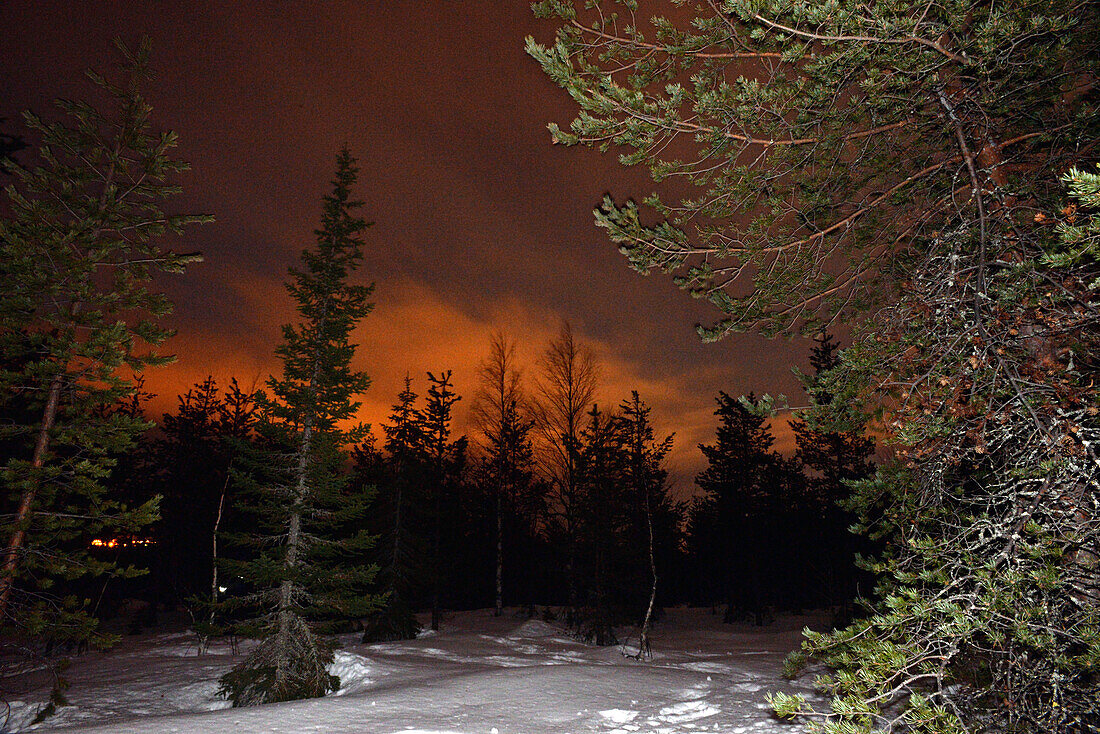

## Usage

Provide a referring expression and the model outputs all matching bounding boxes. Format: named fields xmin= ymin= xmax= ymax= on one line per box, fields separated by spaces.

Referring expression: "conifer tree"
xmin=572 ymin=403 xmax=628 ymax=644
xmin=219 ymin=148 xmax=380 ymax=706
xmin=792 ymin=335 xmax=874 ymax=494
xmin=491 ymin=401 xmax=540 ymax=607
xmin=688 ymin=392 xmax=787 ymax=623
xmin=360 ymin=376 xmax=425 ymax=643
xmin=532 ymin=2 xmax=1099 ymax=728
xmin=619 ymin=391 xmax=674 ymax=658
xmin=790 ymin=335 xmax=875 ymax=608
xmin=153 ymin=377 xmax=257 ymax=605
xmin=421 ymin=370 xmax=466 ymax=631
xmin=0 ymin=38 xmax=208 ymax=641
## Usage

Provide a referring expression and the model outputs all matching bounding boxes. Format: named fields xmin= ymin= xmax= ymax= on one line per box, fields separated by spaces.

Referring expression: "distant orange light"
xmin=89 ymin=536 xmax=155 ymax=549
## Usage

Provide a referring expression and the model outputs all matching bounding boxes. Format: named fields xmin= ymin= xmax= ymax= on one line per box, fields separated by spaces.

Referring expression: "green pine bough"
xmin=530 ymin=1 xmax=1099 ymax=731
xmin=0 ymin=37 xmax=209 ymax=649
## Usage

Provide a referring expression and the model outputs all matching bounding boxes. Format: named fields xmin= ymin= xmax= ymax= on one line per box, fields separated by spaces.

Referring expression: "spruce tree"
xmin=490 ymin=400 xmax=539 ymax=610
xmin=619 ymin=391 xmax=674 ymax=658
xmin=0 ymin=38 xmax=208 ymax=643
xmin=572 ymin=403 xmax=628 ymax=645
xmin=688 ymin=392 xmax=786 ymax=623
xmin=421 ymin=370 xmax=466 ymax=631
xmin=792 ymin=335 xmax=874 ymax=494
xmin=360 ymin=376 xmax=425 ymax=643
xmin=218 ymin=148 xmax=380 ymax=706
xmin=790 ymin=335 xmax=875 ymax=609
xmin=153 ymin=377 xmax=257 ymax=606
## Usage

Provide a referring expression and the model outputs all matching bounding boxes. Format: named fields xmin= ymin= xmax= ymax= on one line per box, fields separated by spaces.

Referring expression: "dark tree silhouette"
xmin=359 ymin=376 xmax=426 ymax=643
xmin=421 ymin=370 xmax=466 ymax=631
xmin=0 ymin=39 xmax=207 ymax=641
xmin=532 ymin=323 xmax=598 ymax=615
xmin=219 ymin=148 xmax=380 ymax=706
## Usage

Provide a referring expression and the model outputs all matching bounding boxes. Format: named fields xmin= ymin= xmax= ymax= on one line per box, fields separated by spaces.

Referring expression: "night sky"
xmin=1 ymin=2 xmax=813 ymax=491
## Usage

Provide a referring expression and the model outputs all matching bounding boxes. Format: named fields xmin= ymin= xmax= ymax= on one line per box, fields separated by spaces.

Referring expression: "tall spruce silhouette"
xmin=219 ymin=148 xmax=380 ymax=706
xmin=360 ymin=376 xmax=425 ymax=643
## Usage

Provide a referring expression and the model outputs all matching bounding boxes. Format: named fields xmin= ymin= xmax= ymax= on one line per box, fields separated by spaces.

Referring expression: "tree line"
xmin=66 ymin=329 xmax=872 ymax=701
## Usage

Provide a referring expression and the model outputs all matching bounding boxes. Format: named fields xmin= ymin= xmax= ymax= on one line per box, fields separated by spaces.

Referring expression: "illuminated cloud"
xmin=4 ymin=1 xmax=815 ymax=497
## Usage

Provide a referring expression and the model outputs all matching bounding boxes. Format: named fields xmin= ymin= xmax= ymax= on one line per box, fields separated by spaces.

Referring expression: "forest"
xmin=2 ymin=1 xmax=1099 ymax=732
xmin=78 ymin=324 xmax=872 ymax=645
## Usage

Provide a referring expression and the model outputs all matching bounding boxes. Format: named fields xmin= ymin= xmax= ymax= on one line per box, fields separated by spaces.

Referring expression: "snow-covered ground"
xmin=3 ymin=608 xmax=826 ymax=733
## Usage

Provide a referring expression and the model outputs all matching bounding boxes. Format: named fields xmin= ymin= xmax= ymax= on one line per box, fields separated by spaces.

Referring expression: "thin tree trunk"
xmin=210 ymin=469 xmax=230 ymax=619
xmin=495 ymin=486 xmax=503 ymax=617
xmin=637 ymin=484 xmax=658 ymax=658
xmin=276 ymin=412 xmax=314 ymax=687
xmin=431 ymin=483 xmax=440 ymax=631
xmin=0 ymin=374 xmax=64 ymax=621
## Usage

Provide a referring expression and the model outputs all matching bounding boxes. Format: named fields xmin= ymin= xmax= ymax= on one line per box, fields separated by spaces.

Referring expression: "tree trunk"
xmin=637 ymin=484 xmax=658 ymax=658
xmin=0 ymin=373 xmax=63 ymax=621
xmin=276 ymin=419 xmax=313 ymax=687
xmin=210 ymin=469 xmax=229 ymax=620
xmin=431 ymin=478 xmax=441 ymax=631
xmin=495 ymin=487 xmax=503 ymax=617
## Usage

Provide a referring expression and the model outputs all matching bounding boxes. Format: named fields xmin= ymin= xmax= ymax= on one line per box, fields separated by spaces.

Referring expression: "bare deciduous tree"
xmin=471 ymin=333 xmax=526 ymax=617
xmin=531 ymin=323 xmax=599 ymax=612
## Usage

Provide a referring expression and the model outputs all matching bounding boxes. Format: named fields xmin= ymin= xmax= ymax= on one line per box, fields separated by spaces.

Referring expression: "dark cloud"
xmin=1 ymin=1 xmax=813 ymax=493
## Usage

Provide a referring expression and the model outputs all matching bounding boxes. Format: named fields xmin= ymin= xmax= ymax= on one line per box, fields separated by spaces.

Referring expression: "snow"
xmin=3 ymin=608 xmax=827 ymax=733
xmin=598 ymin=709 xmax=638 ymax=723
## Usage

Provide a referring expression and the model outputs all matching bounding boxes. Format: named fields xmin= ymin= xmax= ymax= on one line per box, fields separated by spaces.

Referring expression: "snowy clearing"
xmin=3 ymin=608 xmax=826 ymax=733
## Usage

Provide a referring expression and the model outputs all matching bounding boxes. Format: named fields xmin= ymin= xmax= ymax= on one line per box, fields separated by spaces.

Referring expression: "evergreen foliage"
xmin=532 ymin=1 xmax=1099 ymax=728
xmin=422 ymin=370 xmax=467 ymax=631
xmin=152 ymin=377 xmax=257 ymax=605
xmin=0 ymin=37 xmax=208 ymax=645
xmin=571 ymin=403 xmax=630 ymax=644
xmin=771 ymin=169 xmax=1100 ymax=733
xmin=556 ymin=395 xmax=680 ymax=646
xmin=687 ymin=393 xmax=796 ymax=623
xmin=219 ymin=148 xmax=380 ymax=706
xmin=528 ymin=0 xmax=1099 ymax=338
xmin=790 ymin=335 xmax=876 ymax=610
xmin=618 ymin=391 xmax=676 ymax=657
xmin=1050 ymin=165 xmax=1100 ymax=283
xmin=791 ymin=334 xmax=875 ymax=494
xmin=359 ymin=376 xmax=426 ymax=643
